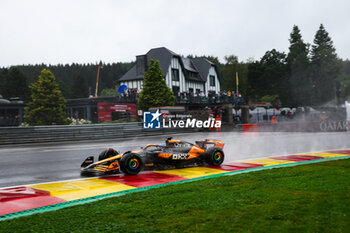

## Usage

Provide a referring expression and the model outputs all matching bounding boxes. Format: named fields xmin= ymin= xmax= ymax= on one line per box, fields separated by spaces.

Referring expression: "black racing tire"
xmin=206 ymin=147 xmax=224 ymax=166
xmin=120 ymin=153 xmax=143 ymax=175
xmin=98 ymin=148 xmax=118 ymax=161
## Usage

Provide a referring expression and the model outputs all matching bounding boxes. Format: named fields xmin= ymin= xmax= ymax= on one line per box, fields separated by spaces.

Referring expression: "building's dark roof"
xmin=118 ymin=65 xmax=141 ymax=81
xmin=146 ymin=47 xmax=176 ymax=78
xmin=191 ymin=57 xmax=212 ymax=82
xmin=119 ymin=47 xmax=175 ymax=82
xmin=181 ymin=57 xmax=197 ymax=72
xmin=119 ymin=47 xmax=218 ymax=83
xmin=191 ymin=57 xmax=221 ymax=83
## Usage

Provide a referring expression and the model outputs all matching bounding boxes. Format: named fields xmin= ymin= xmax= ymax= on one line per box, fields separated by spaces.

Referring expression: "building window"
xmin=209 ymin=75 xmax=216 ymax=86
xmin=172 ymin=86 xmax=180 ymax=95
xmin=172 ymin=68 xmax=179 ymax=81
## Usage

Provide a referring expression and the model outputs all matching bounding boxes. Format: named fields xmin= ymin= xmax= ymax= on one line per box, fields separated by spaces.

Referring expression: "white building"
xmin=119 ymin=47 xmax=221 ymax=95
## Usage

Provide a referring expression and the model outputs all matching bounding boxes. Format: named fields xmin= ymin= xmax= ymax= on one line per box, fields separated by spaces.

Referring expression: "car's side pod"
xmin=81 ymin=156 xmax=94 ymax=168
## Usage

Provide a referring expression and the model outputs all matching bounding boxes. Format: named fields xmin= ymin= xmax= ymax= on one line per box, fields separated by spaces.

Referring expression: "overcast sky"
xmin=0 ymin=0 xmax=349 ymax=67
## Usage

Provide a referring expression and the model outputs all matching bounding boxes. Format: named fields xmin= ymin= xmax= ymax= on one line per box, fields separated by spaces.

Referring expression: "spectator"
xmin=227 ymin=91 xmax=231 ymax=103
xmin=223 ymin=90 xmax=228 ymax=103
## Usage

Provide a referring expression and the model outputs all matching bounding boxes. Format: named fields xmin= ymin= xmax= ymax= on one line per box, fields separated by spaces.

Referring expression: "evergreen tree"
xmin=287 ymin=25 xmax=312 ymax=107
xmin=260 ymin=49 xmax=287 ymax=103
xmin=71 ymin=73 xmax=88 ymax=98
xmin=311 ymin=24 xmax=341 ymax=105
xmin=1 ymin=67 xmax=29 ymax=101
xmin=137 ymin=59 xmax=175 ymax=111
xmin=24 ymin=69 xmax=68 ymax=125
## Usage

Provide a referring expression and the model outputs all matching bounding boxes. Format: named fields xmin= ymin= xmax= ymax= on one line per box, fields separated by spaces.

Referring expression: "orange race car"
xmin=81 ymin=137 xmax=225 ymax=175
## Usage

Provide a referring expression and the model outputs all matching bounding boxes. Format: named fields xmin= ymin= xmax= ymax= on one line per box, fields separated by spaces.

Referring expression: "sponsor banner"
xmin=259 ymin=120 xmax=348 ymax=132
xmin=319 ymin=120 xmax=348 ymax=132
xmin=98 ymin=103 xmax=137 ymax=122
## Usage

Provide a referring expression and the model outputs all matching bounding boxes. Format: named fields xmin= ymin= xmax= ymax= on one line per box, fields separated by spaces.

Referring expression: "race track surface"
xmin=0 ymin=131 xmax=350 ymax=188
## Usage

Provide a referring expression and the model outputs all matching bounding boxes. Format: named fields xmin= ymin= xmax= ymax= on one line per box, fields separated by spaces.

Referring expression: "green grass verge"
xmin=1 ymin=159 xmax=350 ymax=233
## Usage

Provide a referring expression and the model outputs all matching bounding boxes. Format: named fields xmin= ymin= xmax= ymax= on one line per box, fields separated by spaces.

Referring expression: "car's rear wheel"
xmin=98 ymin=148 xmax=118 ymax=161
xmin=206 ymin=147 xmax=224 ymax=166
xmin=120 ymin=153 xmax=143 ymax=175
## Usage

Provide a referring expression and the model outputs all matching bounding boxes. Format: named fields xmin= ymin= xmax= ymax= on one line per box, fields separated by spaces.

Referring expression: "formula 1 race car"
xmin=81 ymin=138 xmax=225 ymax=175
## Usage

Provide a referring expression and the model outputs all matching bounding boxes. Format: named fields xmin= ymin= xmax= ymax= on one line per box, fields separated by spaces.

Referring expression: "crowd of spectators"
xmin=121 ymin=88 xmax=139 ymax=102
xmin=176 ymin=90 xmax=245 ymax=105
xmin=118 ymin=88 xmax=245 ymax=105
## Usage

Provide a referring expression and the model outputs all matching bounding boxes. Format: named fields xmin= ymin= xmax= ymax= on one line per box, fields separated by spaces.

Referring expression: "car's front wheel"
xmin=120 ymin=153 xmax=143 ymax=175
xmin=206 ymin=147 xmax=224 ymax=166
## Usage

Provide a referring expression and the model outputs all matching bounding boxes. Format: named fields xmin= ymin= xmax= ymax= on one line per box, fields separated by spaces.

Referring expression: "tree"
xmin=15 ymin=61 xmax=135 ymax=99
xmin=137 ymin=59 xmax=175 ymax=111
xmin=221 ymin=55 xmax=248 ymax=98
xmin=57 ymin=80 xmax=71 ymax=99
xmin=258 ymin=50 xmax=287 ymax=102
xmin=311 ymin=24 xmax=341 ymax=105
xmin=286 ymin=25 xmax=312 ymax=107
xmin=1 ymin=67 xmax=29 ymax=101
xmin=71 ymin=73 xmax=88 ymax=98
xmin=24 ymin=69 xmax=69 ymax=125
xmin=100 ymin=88 xmax=117 ymax=97
xmin=246 ymin=50 xmax=287 ymax=104
xmin=0 ymin=69 xmax=8 ymax=97
xmin=224 ymin=55 xmax=238 ymax=65
xmin=247 ymin=61 xmax=265 ymax=101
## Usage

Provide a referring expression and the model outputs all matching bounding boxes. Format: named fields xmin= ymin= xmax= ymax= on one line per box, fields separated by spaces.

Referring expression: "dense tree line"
xmin=212 ymin=24 xmax=350 ymax=107
xmin=1 ymin=24 xmax=350 ymax=108
xmin=0 ymin=62 xmax=134 ymax=100
xmin=0 ymin=67 xmax=30 ymax=101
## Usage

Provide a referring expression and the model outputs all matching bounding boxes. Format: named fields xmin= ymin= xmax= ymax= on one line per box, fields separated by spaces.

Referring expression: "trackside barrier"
xmin=242 ymin=123 xmax=259 ymax=136
xmin=0 ymin=123 xmax=196 ymax=145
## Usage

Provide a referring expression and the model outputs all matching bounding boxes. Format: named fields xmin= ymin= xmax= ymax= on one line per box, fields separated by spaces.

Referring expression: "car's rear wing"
xmin=195 ymin=139 xmax=224 ymax=149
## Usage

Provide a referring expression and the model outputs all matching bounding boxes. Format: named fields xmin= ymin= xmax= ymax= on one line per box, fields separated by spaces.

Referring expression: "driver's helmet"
xmin=165 ymin=138 xmax=171 ymax=147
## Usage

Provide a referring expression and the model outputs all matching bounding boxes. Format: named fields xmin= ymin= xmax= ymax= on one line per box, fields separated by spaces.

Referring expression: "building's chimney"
xmin=136 ymin=55 xmax=147 ymax=76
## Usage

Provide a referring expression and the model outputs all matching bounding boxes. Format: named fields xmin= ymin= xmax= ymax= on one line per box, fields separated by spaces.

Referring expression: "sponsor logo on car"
xmin=172 ymin=153 xmax=189 ymax=160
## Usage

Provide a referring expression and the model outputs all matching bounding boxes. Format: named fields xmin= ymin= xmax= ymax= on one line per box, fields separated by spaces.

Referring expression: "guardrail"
xmin=238 ymin=120 xmax=349 ymax=132
xmin=0 ymin=123 xmax=196 ymax=145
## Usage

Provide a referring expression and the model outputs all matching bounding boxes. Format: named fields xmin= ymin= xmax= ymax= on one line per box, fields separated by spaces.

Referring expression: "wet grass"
xmin=1 ymin=158 xmax=350 ymax=232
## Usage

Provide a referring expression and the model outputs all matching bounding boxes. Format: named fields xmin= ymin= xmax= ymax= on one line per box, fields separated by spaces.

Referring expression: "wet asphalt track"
xmin=0 ymin=131 xmax=350 ymax=188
